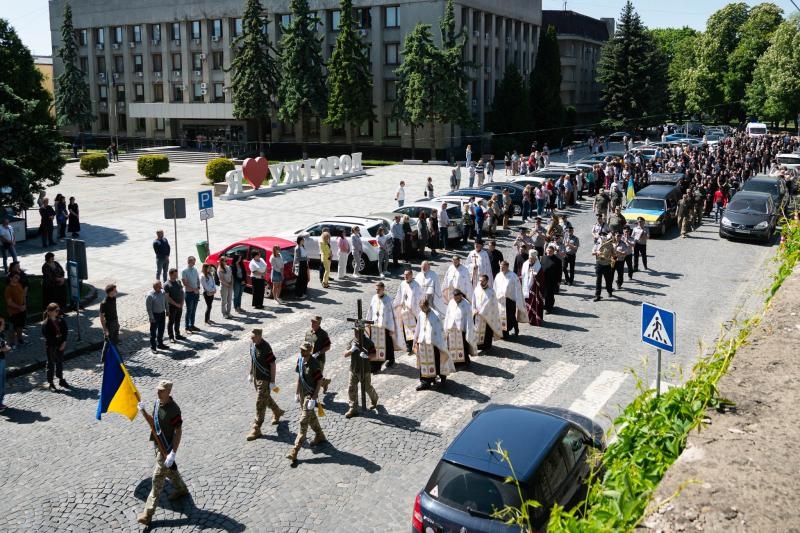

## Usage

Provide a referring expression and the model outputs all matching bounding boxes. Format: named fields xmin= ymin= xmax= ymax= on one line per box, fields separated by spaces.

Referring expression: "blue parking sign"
xmin=198 ymin=190 xmax=213 ymax=210
xmin=641 ymin=303 xmax=675 ymax=353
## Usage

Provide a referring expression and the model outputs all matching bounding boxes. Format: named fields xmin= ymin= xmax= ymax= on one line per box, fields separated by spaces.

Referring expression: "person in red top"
xmin=712 ymin=188 xmax=726 ymax=223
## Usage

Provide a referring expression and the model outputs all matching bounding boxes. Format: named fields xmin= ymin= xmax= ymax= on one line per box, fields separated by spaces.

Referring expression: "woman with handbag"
xmin=270 ymin=245 xmax=285 ymax=304
xmin=199 ymin=263 xmax=217 ymax=324
xmin=293 ymin=236 xmax=309 ymax=298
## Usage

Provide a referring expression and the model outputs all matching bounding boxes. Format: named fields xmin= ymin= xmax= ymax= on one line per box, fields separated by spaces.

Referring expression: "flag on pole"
xmin=96 ymin=343 xmax=140 ymax=421
xmin=626 ymin=177 xmax=635 ymax=203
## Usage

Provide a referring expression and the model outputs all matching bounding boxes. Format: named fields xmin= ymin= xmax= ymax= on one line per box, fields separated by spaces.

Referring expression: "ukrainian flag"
xmin=627 ymin=177 xmax=635 ymax=203
xmin=96 ymin=343 xmax=140 ymax=421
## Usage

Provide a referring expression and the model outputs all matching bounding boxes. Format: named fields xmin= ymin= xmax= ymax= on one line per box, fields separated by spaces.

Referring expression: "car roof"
xmin=730 ymin=191 xmax=772 ymax=200
xmin=635 ymin=185 xmax=679 ymax=198
xmin=311 ymin=215 xmax=386 ymax=226
xmin=443 ymin=404 xmax=570 ymax=480
xmin=232 ymin=236 xmax=295 ymax=249
xmin=398 ymin=201 xmax=458 ymax=208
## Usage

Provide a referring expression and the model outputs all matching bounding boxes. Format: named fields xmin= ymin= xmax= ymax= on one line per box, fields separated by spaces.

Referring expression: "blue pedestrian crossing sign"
xmin=641 ymin=303 xmax=675 ymax=353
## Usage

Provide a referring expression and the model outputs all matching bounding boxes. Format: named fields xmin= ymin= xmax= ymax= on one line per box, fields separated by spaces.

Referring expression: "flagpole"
xmin=134 ymin=390 xmax=170 ymax=459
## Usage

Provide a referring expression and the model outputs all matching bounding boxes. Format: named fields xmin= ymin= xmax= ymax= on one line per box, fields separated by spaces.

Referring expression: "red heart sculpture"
xmin=242 ymin=157 xmax=269 ymax=190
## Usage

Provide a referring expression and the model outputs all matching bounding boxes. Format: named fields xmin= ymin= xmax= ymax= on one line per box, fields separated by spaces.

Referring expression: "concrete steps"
xmin=118 ymin=148 xmax=223 ymax=165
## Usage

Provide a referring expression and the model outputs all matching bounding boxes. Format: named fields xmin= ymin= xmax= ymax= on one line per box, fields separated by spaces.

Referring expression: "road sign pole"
xmin=173 ymin=210 xmax=178 ymax=265
xmin=656 ymin=348 xmax=662 ymax=398
xmin=205 ymin=218 xmax=210 ymax=252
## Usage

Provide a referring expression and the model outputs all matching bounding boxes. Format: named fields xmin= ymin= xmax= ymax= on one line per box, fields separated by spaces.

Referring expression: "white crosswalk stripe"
xmin=505 ymin=360 xmax=580 ymax=406
xmin=568 ymin=370 xmax=628 ymax=420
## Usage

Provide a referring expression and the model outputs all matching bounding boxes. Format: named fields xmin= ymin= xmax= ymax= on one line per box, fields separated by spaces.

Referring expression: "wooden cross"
xmin=347 ymin=299 xmax=374 ymax=409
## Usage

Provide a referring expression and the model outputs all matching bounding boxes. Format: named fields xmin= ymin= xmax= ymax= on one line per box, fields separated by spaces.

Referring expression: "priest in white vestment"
xmin=442 ymin=255 xmax=473 ymax=304
xmin=443 ymin=289 xmax=476 ymax=365
xmin=472 ymin=274 xmax=502 ymax=351
xmin=413 ymin=299 xmax=454 ymax=390
xmin=366 ymin=281 xmax=397 ymax=372
xmin=466 ymin=238 xmax=493 ymax=289
xmin=414 ymin=260 xmax=445 ymax=313
xmin=493 ymin=261 xmax=528 ymax=338
xmin=393 ymin=268 xmax=424 ymax=354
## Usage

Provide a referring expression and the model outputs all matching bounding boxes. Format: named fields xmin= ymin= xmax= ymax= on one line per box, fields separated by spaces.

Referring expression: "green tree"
xmin=229 ymin=0 xmax=280 ymax=155
xmin=649 ymin=27 xmax=699 ymax=119
xmin=486 ymin=64 xmax=528 ymax=152
xmin=54 ymin=2 xmax=92 ymax=133
xmin=277 ymin=0 xmax=327 ymax=158
xmin=0 ymin=19 xmax=64 ymax=210
xmin=725 ymin=3 xmax=784 ymax=122
xmin=394 ymin=23 xmax=442 ymax=160
xmin=746 ymin=15 xmax=800 ymax=124
xmin=438 ymin=0 xmax=473 ymax=160
xmin=325 ymin=0 xmax=375 ymax=152
xmin=529 ymin=25 xmax=564 ymax=145
xmin=597 ymin=1 xmax=667 ymax=130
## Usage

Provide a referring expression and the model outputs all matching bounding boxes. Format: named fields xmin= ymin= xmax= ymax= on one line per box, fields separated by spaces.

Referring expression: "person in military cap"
xmin=591 ymin=230 xmax=615 ymax=301
xmin=305 ymin=316 xmax=332 ymax=395
xmin=343 ymin=328 xmax=379 ymax=419
xmin=287 ymin=342 xmax=326 ymax=465
xmin=137 ymin=380 xmax=189 ymax=526
xmin=246 ymin=328 xmax=285 ymax=441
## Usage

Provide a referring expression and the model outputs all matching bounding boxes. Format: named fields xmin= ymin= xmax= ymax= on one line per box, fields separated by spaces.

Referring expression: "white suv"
xmin=289 ymin=216 xmax=388 ymax=273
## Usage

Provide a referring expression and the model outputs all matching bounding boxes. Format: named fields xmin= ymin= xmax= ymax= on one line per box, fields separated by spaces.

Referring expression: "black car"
xmin=412 ymin=404 xmax=604 ymax=533
xmin=456 ymin=184 xmax=525 ymax=215
xmin=740 ymin=175 xmax=788 ymax=214
xmin=719 ymin=191 xmax=777 ymax=243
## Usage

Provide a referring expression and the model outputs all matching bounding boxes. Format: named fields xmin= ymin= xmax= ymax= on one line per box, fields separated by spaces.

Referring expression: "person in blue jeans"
xmin=0 ymin=316 xmax=9 ymax=411
xmin=231 ymin=253 xmax=246 ymax=311
xmin=181 ymin=256 xmax=200 ymax=331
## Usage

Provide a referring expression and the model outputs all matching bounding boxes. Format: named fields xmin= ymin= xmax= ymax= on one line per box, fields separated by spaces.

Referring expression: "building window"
xmin=213 ymin=83 xmax=225 ymax=102
xmin=331 ymin=10 xmax=341 ymax=31
xmin=98 ymin=85 xmax=108 ymax=101
xmin=79 ymin=56 xmax=88 ymax=74
xmin=151 ymin=24 xmax=161 ymax=42
xmin=114 ymin=55 xmax=124 ymax=74
xmin=308 ymin=118 xmax=320 ymax=136
xmin=384 ymin=43 xmax=399 ymax=65
xmin=355 ymin=8 xmax=372 ymax=29
xmin=116 ymin=85 xmax=125 ymax=102
xmin=113 ymin=27 xmax=123 ymax=44
xmin=233 ymin=18 xmax=243 ymax=37
xmin=136 ymin=117 xmax=146 ymax=131
xmin=212 ymin=51 xmax=223 ymax=70
xmin=280 ymin=14 xmax=292 ymax=29
xmin=193 ymin=83 xmax=205 ymax=102
xmin=132 ymin=25 xmax=142 ymax=43
xmin=384 ymin=79 xmax=397 ymax=101
xmin=134 ymin=55 xmax=143 ymax=72
xmin=78 ymin=29 xmax=88 ymax=46
xmin=385 ymin=117 xmax=399 ymax=137
xmin=152 ymin=54 xmax=162 ymax=72
xmin=173 ymin=84 xmax=184 ymax=102
xmin=99 ymin=112 xmax=109 ymax=130
xmin=153 ymin=83 xmax=164 ymax=102
xmin=97 ymin=56 xmax=106 ymax=73
xmin=358 ymin=120 xmax=373 ymax=137
xmin=172 ymin=53 xmax=182 ymax=71
xmin=117 ymin=113 xmax=127 ymax=132
xmin=282 ymin=121 xmax=295 ymax=135
xmin=191 ymin=21 xmax=201 ymax=40
xmin=134 ymin=84 xmax=144 ymax=102
xmin=211 ymin=19 xmax=222 ymax=39
xmin=171 ymin=23 xmax=181 ymax=41
xmin=384 ymin=6 xmax=399 ymax=28
xmin=155 ymin=117 xmax=165 ymax=131
xmin=192 ymin=53 xmax=203 ymax=70
xmin=96 ymin=28 xmax=105 ymax=45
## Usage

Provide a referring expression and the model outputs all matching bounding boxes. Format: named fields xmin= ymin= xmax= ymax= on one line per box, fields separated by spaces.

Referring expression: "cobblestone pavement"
xmin=0 ymin=146 xmax=778 ymax=531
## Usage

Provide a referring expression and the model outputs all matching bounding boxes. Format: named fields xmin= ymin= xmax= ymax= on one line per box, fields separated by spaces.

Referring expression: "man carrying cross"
xmin=343 ymin=328 xmax=379 ymax=419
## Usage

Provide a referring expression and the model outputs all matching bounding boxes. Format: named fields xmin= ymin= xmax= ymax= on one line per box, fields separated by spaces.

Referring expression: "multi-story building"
xmin=48 ymin=0 xmax=541 ymax=155
xmin=541 ymin=9 xmax=613 ymax=124
xmin=34 ymin=55 xmax=55 ymax=116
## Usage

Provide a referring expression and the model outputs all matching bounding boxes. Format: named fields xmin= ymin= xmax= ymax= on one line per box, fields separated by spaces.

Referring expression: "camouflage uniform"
xmin=286 ymin=343 xmax=326 ymax=463
xmin=247 ymin=335 xmax=284 ymax=440
xmin=345 ymin=335 xmax=379 ymax=418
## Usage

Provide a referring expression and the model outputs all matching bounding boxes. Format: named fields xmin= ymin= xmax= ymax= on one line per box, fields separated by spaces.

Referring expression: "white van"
xmin=746 ymin=122 xmax=768 ymax=138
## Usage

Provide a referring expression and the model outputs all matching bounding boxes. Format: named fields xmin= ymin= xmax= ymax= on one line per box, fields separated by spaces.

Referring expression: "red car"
xmin=205 ymin=236 xmax=297 ymax=298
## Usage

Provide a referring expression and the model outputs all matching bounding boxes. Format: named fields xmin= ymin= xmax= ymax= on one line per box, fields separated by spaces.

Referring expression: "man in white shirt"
xmin=0 ymin=219 xmax=18 ymax=272
xmin=632 ymin=217 xmax=649 ymax=271
xmin=247 ymin=252 xmax=268 ymax=309
xmin=395 ymin=180 xmax=406 ymax=207
xmin=437 ymin=203 xmax=450 ymax=251
xmin=180 ymin=257 xmax=201 ymax=330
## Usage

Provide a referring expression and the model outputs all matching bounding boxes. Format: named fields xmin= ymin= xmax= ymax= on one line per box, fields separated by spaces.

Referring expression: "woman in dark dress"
xmin=54 ymin=194 xmax=68 ymax=241
xmin=67 ymin=196 xmax=80 ymax=238
xmin=42 ymin=302 xmax=69 ymax=391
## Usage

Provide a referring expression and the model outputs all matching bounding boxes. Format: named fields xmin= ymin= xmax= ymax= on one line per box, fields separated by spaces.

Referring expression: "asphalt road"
xmin=0 ymin=153 xmax=778 ymax=531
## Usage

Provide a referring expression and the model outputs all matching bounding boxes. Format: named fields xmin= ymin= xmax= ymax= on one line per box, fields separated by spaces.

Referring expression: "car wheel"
xmin=513 ymin=204 xmax=522 ymax=216
xmin=264 ymin=283 xmax=273 ymax=299
xmin=347 ymin=254 xmax=368 ymax=274
xmin=658 ymin=222 xmax=666 ymax=236
xmin=719 ymin=231 xmax=726 ymax=240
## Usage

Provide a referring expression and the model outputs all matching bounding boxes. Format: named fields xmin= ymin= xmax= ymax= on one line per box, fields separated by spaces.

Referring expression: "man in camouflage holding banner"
xmin=247 ymin=328 xmax=285 ymax=441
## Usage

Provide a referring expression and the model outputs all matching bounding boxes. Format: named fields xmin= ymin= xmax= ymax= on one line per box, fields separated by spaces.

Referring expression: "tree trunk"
xmin=257 ymin=119 xmax=264 ymax=156
xmin=301 ymin=110 xmax=308 ymax=161
xmin=350 ymin=121 xmax=356 ymax=155
xmin=429 ymin=119 xmax=436 ymax=161
xmin=411 ymin=125 xmax=417 ymax=160
xmin=449 ymin=122 xmax=455 ymax=164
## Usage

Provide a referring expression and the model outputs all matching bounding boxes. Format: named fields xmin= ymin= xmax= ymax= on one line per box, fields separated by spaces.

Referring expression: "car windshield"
xmin=728 ymin=197 xmax=768 ymax=213
xmin=628 ymin=198 xmax=665 ymax=211
xmin=365 ymin=223 xmax=387 ymax=237
xmin=749 ymin=127 xmax=767 ymax=135
xmin=742 ymin=181 xmax=777 ymax=196
xmin=425 ymin=461 xmax=523 ymax=518
xmin=776 ymin=156 xmax=799 ymax=165
xmin=280 ymin=246 xmax=295 ymax=262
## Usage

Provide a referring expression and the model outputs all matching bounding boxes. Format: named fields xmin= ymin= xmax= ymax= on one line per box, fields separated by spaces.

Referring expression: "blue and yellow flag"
xmin=627 ymin=177 xmax=635 ymax=203
xmin=96 ymin=343 xmax=140 ymax=421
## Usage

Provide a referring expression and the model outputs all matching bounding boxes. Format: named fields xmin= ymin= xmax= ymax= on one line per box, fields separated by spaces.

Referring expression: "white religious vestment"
xmin=472 ymin=284 xmax=502 ymax=344
xmin=415 ymin=269 xmax=446 ymax=313
xmin=493 ymin=271 xmax=528 ymax=331
xmin=366 ymin=293 xmax=396 ymax=362
xmin=414 ymin=310 xmax=454 ymax=378
xmin=444 ymin=298 xmax=476 ymax=363
xmin=442 ymin=264 xmax=474 ymax=304
xmin=393 ymin=279 xmax=423 ymax=346
xmin=466 ymin=249 xmax=493 ymax=288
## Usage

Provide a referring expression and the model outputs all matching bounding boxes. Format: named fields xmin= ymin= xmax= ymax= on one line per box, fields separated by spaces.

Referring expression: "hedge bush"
xmin=137 ymin=154 xmax=170 ymax=179
xmin=205 ymin=157 xmax=236 ymax=183
xmin=79 ymin=153 xmax=109 ymax=175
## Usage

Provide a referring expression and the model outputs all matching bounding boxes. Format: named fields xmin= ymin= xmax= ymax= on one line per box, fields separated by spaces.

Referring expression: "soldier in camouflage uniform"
xmin=305 ymin=316 xmax=332 ymax=395
xmin=286 ymin=342 xmax=326 ymax=465
xmin=692 ymin=187 xmax=705 ymax=228
xmin=137 ymin=380 xmax=189 ymax=526
xmin=344 ymin=328 xmax=379 ymax=419
xmin=677 ymin=193 xmax=692 ymax=238
xmin=246 ymin=328 xmax=285 ymax=441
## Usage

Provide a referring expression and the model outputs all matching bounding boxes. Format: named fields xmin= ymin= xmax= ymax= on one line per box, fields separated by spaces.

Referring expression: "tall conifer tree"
xmin=55 ymin=2 xmax=93 ymax=133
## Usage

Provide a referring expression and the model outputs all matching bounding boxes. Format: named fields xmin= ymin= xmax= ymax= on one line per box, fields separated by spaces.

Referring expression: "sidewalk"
xmin=643 ymin=262 xmax=800 ymax=531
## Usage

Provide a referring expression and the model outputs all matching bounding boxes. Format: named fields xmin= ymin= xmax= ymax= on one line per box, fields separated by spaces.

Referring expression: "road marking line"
xmin=568 ymin=370 xmax=628 ymax=420
xmin=505 ymin=360 xmax=580 ymax=406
